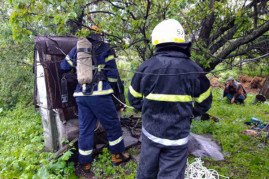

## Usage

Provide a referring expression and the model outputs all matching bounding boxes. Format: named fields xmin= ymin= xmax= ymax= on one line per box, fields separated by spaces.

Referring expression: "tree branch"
xmin=198 ymin=0 xmax=215 ymax=46
xmin=207 ymin=21 xmax=269 ymax=70
xmin=226 ymin=39 xmax=269 ymax=58
xmin=218 ymin=21 xmax=269 ymax=59
xmin=125 ymin=1 xmax=137 ymax=20
xmin=105 ymin=0 xmax=124 ymax=9
xmin=84 ymin=0 xmax=102 ymax=9
xmin=88 ymin=11 xmax=116 ymax=15
xmin=69 ymin=19 xmax=123 ymax=42
xmin=128 ymin=38 xmax=149 ymax=48
xmin=210 ymin=19 xmax=235 ymax=43
xmin=209 ymin=24 xmax=238 ymax=54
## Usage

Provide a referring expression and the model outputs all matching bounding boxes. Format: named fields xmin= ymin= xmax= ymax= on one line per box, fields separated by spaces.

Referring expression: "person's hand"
xmin=231 ymin=97 xmax=235 ymax=104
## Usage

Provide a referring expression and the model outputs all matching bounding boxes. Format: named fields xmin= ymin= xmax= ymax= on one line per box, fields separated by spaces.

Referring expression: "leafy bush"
xmin=218 ymin=70 xmax=239 ymax=84
xmin=0 ymin=64 xmax=33 ymax=110
xmin=92 ymin=148 xmax=137 ymax=178
xmin=0 ymin=103 xmax=75 ymax=178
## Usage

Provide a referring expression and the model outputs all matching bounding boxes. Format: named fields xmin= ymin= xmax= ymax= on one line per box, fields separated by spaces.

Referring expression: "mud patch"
xmin=211 ymin=75 xmax=266 ymax=94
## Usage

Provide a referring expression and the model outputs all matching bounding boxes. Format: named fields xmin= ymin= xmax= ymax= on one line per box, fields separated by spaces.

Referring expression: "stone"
xmin=188 ymin=133 xmax=224 ymax=161
xmin=122 ymin=127 xmax=139 ymax=148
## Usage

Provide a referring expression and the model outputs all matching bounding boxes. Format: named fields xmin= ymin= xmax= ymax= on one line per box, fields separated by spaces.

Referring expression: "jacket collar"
xmin=155 ymin=42 xmax=192 ymax=58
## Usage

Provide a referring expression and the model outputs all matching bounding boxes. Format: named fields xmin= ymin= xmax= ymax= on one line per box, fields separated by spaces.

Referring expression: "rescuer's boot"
xmin=111 ymin=152 xmax=131 ymax=166
xmin=81 ymin=163 xmax=91 ymax=173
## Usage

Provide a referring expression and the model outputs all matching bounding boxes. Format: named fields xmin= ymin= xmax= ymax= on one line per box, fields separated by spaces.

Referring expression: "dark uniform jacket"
xmin=128 ymin=43 xmax=212 ymax=146
xmin=60 ymin=37 xmax=119 ymax=96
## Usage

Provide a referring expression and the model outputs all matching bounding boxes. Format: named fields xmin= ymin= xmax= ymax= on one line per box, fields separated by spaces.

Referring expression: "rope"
xmin=94 ymin=120 xmax=101 ymax=132
xmin=112 ymin=94 xmax=134 ymax=109
xmin=185 ymin=158 xmax=229 ymax=179
xmin=1 ymin=48 xmax=268 ymax=77
xmin=46 ymin=51 xmax=269 ymax=76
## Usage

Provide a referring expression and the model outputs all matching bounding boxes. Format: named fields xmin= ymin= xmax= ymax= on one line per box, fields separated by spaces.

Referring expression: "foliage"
xmin=0 ymin=103 xmax=75 ymax=178
xmin=92 ymin=147 xmax=137 ymax=178
xmin=191 ymin=88 xmax=269 ymax=178
xmin=0 ymin=1 xmax=35 ymax=110
xmin=0 ymin=60 xmax=34 ymax=110
xmin=186 ymin=0 xmax=269 ymax=71
xmin=35 ymin=150 xmax=76 ymax=179
xmin=7 ymin=0 xmax=269 ymax=70
xmin=0 ymin=77 xmax=268 ymax=178
xmin=217 ymin=70 xmax=239 ymax=84
xmin=239 ymin=63 xmax=269 ymax=77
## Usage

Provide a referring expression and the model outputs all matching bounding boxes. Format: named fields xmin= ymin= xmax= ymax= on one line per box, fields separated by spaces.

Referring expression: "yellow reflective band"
xmin=73 ymin=89 xmax=114 ymax=96
xmin=153 ymin=39 xmax=185 ymax=45
xmin=66 ymin=55 xmax=74 ymax=67
xmin=73 ymin=92 xmax=84 ymax=96
xmin=174 ymin=38 xmax=185 ymax=43
xmin=79 ymin=149 xmax=93 ymax=156
xmin=105 ymin=55 xmax=115 ymax=62
xmin=129 ymin=86 xmax=143 ymax=98
xmin=92 ymin=89 xmax=113 ymax=95
xmin=195 ymin=86 xmax=212 ymax=103
xmin=98 ymin=81 xmax=103 ymax=91
xmin=145 ymin=93 xmax=192 ymax=102
xmin=109 ymin=136 xmax=123 ymax=146
xmin=108 ymin=78 xmax=117 ymax=82
xmin=142 ymin=127 xmax=188 ymax=146
xmin=98 ymin=64 xmax=105 ymax=72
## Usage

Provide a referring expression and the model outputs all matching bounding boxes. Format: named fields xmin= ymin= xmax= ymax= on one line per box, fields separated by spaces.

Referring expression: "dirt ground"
xmin=209 ymin=75 xmax=266 ymax=94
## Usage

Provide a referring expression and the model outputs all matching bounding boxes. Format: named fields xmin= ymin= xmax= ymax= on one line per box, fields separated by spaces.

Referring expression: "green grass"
xmin=191 ymin=88 xmax=269 ymax=179
xmin=94 ymin=88 xmax=269 ymax=178
xmin=92 ymin=147 xmax=138 ymax=179
xmin=0 ymin=103 xmax=75 ymax=178
xmin=1 ymin=88 xmax=268 ymax=178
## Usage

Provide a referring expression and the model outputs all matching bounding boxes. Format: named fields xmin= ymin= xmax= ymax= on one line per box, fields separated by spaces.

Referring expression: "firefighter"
xmin=60 ymin=30 xmax=130 ymax=172
xmin=128 ymin=19 xmax=212 ymax=179
xmin=223 ymin=77 xmax=247 ymax=104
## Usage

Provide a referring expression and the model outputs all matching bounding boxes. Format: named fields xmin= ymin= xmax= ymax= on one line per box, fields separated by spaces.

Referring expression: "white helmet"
xmin=151 ymin=19 xmax=185 ymax=45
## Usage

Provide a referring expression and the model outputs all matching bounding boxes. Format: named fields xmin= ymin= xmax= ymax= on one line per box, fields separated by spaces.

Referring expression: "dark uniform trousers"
xmin=137 ymin=134 xmax=188 ymax=179
xmin=76 ymin=95 xmax=125 ymax=165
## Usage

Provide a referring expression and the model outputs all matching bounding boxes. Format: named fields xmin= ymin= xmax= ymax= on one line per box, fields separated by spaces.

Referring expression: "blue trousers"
xmin=76 ymin=95 xmax=125 ymax=165
xmin=137 ymin=134 xmax=187 ymax=179
xmin=227 ymin=93 xmax=245 ymax=103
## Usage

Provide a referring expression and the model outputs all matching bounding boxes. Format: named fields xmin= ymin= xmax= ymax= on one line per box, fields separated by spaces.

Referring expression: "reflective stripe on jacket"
xmin=128 ymin=43 xmax=212 ymax=145
xmin=60 ymin=39 xmax=119 ymax=96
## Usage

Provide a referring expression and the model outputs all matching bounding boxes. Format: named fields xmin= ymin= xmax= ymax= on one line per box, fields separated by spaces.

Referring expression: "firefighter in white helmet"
xmin=128 ymin=19 xmax=212 ymax=178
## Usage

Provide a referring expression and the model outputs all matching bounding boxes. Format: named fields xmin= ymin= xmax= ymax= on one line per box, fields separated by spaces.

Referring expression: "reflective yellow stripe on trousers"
xmin=109 ymin=136 xmax=123 ymax=146
xmin=79 ymin=149 xmax=93 ymax=155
